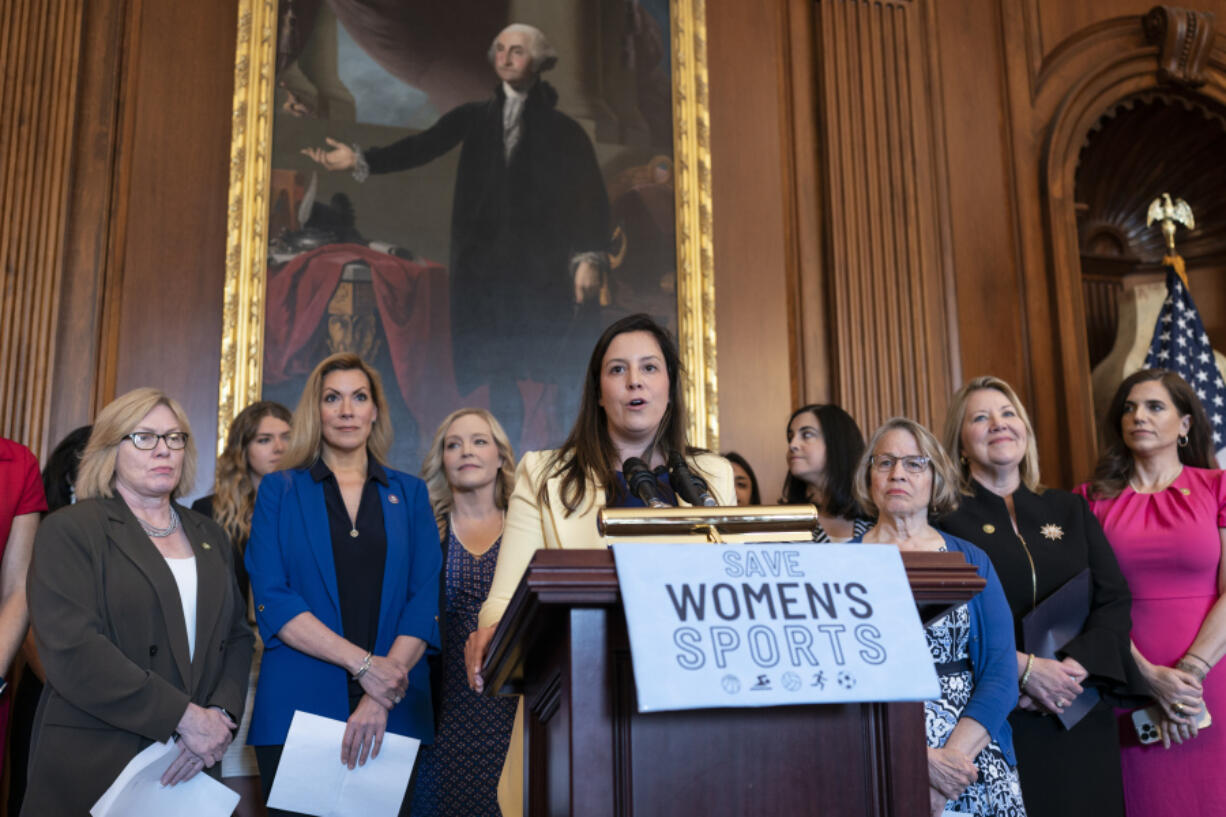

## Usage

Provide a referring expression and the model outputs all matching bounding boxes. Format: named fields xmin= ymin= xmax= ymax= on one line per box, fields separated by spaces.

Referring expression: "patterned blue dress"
xmin=411 ymin=529 xmax=517 ymax=816
xmin=926 ymin=603 xmax=1026 ymax=816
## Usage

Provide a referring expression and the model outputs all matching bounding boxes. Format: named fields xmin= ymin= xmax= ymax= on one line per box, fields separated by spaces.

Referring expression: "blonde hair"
xmin=420 ymin=408 xmax=516 ymax=537
xmin=284 ymin=354 xmax=393 ymax=469
xmin=211 ymin=400 xmax=292 ymax=550
xmin=942 ymin=376 xmax=1043 ymax=495
xmin=76 ymin=388 xmax=197 ymax=501
xmin=854 ymin=417 xmax=960 ymax=519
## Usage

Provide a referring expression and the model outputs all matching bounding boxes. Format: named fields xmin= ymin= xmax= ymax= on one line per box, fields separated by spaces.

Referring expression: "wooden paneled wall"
xmin=12 ymin=0 xmax=1226 ymax=497
xmin=812 ymin=0 xmax=959 ymax=433
xmin=33 ymin=0 xmax=239 ymax=496
xmin=0 ymin=0 xmax=84 ymax=457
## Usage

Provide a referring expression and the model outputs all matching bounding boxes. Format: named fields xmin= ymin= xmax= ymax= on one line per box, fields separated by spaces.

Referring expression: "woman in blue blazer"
xmin=245 ymin=353 xmax=441 ymax=814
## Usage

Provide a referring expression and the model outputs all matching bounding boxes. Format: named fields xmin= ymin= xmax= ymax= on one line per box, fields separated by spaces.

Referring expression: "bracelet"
xmin=352 ymin=652 xmax=373 ymax=680
xmin=1184 ymin=651 xmax=1213 ymax=670
xmin=1019 ymin=653 xmax=1035 ymax=690
xmin=1176 ymin=658 xmax=1208 ymax=683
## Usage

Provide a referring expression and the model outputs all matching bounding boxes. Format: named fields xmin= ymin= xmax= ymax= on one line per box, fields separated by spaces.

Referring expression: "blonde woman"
xmin=244 ymin=354 xmax=439 ymax=816
xmin=23 ymin=388 xmax=252 ymax=815
xmin=411 ymin=408 xmax=517 ymax=816
xmin=940 ymin=376 xmax=1143 ymax=817
xmin=192 ymin=400 xmax=291 ymax=817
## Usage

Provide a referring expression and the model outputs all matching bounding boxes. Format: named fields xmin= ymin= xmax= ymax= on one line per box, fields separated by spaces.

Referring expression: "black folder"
xmin=1020 ymin=567 xmax=1100 ymax=729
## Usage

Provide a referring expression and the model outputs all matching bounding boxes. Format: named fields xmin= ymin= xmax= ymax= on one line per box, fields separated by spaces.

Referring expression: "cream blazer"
xmin=479 ymin=448 xmax=734 ymax=817
xmin=478 ymin=448 xmax=734 ymax=629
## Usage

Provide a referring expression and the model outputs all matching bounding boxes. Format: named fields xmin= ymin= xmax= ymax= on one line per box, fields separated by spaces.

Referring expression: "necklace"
xmin=1129 ymin=466 xmax=1183 ymax=494
xmin=139 ymin=507 xmax=180 ymax=538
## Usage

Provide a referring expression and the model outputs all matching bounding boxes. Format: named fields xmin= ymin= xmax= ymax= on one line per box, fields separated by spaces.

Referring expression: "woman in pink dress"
xmin=1077 ymin=368 xmax=1226 ymax=815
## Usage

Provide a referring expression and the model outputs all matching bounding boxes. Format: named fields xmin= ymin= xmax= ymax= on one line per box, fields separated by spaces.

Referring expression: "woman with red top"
xmin=0 ymin=438 xmax=47 ymax=764
xmin=1077 ymin=368 xmax=1226 ymax=815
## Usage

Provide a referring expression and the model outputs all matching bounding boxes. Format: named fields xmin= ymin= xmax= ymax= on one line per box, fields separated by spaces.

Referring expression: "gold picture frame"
xmin=219 ymin=0 xmax=716 ymax=455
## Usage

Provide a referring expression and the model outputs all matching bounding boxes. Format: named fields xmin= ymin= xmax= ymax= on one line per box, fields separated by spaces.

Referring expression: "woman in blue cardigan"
xmin=245 ymin=353 xmax=441 ymax=815
xmin=851 ymin=417 xmax=1025 ymax=817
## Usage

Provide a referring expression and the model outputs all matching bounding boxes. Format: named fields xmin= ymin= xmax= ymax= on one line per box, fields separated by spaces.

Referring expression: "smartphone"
xmin=1132 ymin=703 xmax=1212 ymax=744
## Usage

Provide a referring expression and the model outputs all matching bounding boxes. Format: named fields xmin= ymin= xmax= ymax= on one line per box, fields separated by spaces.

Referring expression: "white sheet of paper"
xmin=91 ymin=738 xmax=241 ymax=817
xmin=267 ymin=711 xmax=421 ymax=817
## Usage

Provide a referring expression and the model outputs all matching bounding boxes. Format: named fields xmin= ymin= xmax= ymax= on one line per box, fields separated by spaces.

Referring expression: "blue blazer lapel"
xmin=377 ymin=475 xmax=409 ymax=646
xmin=294 ymin=471 xmax=342 ymax=618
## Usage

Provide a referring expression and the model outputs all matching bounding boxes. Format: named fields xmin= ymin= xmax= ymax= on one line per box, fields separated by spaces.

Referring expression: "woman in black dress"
xmin=939 ymin=375 xmax=1146 ymax=816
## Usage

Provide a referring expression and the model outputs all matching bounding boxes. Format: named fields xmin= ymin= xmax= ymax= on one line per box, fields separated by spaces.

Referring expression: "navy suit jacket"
xmin=245 ymin=464 xmax=441 ymax=745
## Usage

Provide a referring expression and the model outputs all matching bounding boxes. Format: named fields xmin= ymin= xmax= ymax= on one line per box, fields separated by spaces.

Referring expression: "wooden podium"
xmin=480 ymin=549 xmax=985 ymax=817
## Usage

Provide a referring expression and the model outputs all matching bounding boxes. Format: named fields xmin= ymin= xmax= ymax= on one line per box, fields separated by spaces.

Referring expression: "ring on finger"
xmin=1174 ymin=702 xmax=1186 ymax=715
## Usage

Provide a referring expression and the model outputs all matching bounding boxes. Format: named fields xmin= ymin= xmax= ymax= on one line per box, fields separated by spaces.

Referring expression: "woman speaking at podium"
xmin=464 ymin=313 xmax=733 ymax=817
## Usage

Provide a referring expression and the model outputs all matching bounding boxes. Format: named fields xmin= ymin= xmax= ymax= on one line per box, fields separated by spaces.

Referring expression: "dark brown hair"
xmin=541 ymin=313 xmax=697 ymax=515
xmin=779 ymin=403 xmax=866 ymax=518
xmin=1089 ymin=368 xmax=1215 ymax=499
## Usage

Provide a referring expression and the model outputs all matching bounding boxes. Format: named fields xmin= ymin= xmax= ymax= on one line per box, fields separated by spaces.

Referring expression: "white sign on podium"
xmin=611 ymin=543 xmax=941 ymax=712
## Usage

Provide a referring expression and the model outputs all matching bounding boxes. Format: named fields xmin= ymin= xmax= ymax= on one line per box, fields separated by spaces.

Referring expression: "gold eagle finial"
xmin=1146 ymin=193 xmax=1195 ymax=255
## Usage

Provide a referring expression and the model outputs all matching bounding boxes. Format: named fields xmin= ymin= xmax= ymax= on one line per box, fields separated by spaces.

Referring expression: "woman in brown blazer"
xmin=22 ymin=388 xmax=253 ymax=816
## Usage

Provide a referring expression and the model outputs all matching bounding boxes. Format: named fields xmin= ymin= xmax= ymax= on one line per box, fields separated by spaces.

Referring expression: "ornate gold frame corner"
xmin=219 ymin=0 xmax=718 ymax=453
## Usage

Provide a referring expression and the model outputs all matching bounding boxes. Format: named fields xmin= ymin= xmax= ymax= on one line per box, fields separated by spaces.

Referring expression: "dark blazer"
xmin=245 ymin=465 xmax=441 ymax=746
xmin=940 ymin=480 xmax=1147 ymax=697
xmin=23 ymin=497 xmax=253 ymax=816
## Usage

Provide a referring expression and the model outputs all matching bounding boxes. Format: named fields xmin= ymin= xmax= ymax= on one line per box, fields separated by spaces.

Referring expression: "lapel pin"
xmin=388 ymin=495 xmax=399 ymax=504
xmin=982 ymin=523 xmax=996 ymax=534
xmin=1181 ymin=487 xmax=1191 ymax=496
xmin=202 ymin=542 xmax=212 ymax=550
xmin=1040 ymin=524 xmax=1064 ymax=541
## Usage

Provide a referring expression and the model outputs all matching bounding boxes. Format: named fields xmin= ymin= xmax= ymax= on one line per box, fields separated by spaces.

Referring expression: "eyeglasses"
xmin=124 ymin=432 xmax=189 ymax=451
xmin=870 ymin=454 xmax=931 ymax=474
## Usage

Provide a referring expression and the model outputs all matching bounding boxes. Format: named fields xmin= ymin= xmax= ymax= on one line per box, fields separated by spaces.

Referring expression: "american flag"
xmin=1145 ymin=266 xmax=1226 ymax=466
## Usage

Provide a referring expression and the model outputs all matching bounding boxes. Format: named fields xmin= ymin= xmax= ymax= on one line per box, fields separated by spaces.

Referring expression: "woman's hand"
xmin=1060 ymin=655 xmax=1089 ymax=684
xmin=1158 ymin=708 xmax=1202 ymax=749
xmin=175 ymin=703 xmax=235 ymax=767
xmin=929 ymin=786 xmax=949 ymax=817
xmin=356 ymin=654 xmax=409 ymax=710
xmin=161 ymin=745 xmax=209 ymax=786
xmin=465 ymin=625 xmax=496 ymax=693
xmin=1145 ymin=663 xmax=1204 ymax=722
xmin=342 ymin=695 xmax=389 ymax=769
xmin=1021 ymin=655 xmax=1084 ymax=714
xmin=926 ymin=745 xmax=977 ymax=801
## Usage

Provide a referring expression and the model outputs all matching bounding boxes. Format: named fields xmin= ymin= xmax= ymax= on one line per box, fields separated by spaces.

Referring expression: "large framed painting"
xmin=220 ymin=0 xmax=715 ymax=468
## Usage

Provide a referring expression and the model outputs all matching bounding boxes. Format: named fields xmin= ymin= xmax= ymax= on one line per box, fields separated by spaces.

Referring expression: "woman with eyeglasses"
xmin=22 ymin=389 xmax=253 ymax=816
xmin=851 ymin=418 xmax=1024 ymax=817
xmin=939 ymin=377 xmax=1144 ymax=817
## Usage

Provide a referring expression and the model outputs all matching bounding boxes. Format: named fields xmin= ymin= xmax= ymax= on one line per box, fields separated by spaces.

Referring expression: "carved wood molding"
xmin=1144 ymin=5 xmax=1216 ymax=87
xmin=812 ymin=0 xmax=958 ymax=433
xmin=0 ymin=0 xmax=86 ymax=455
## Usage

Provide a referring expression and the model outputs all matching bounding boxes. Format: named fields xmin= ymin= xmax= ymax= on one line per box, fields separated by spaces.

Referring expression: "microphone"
xmin=623 ymin=457 xmax=669 ymax=508
xmin=668 ymin=451 xmax=718 ymax=507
